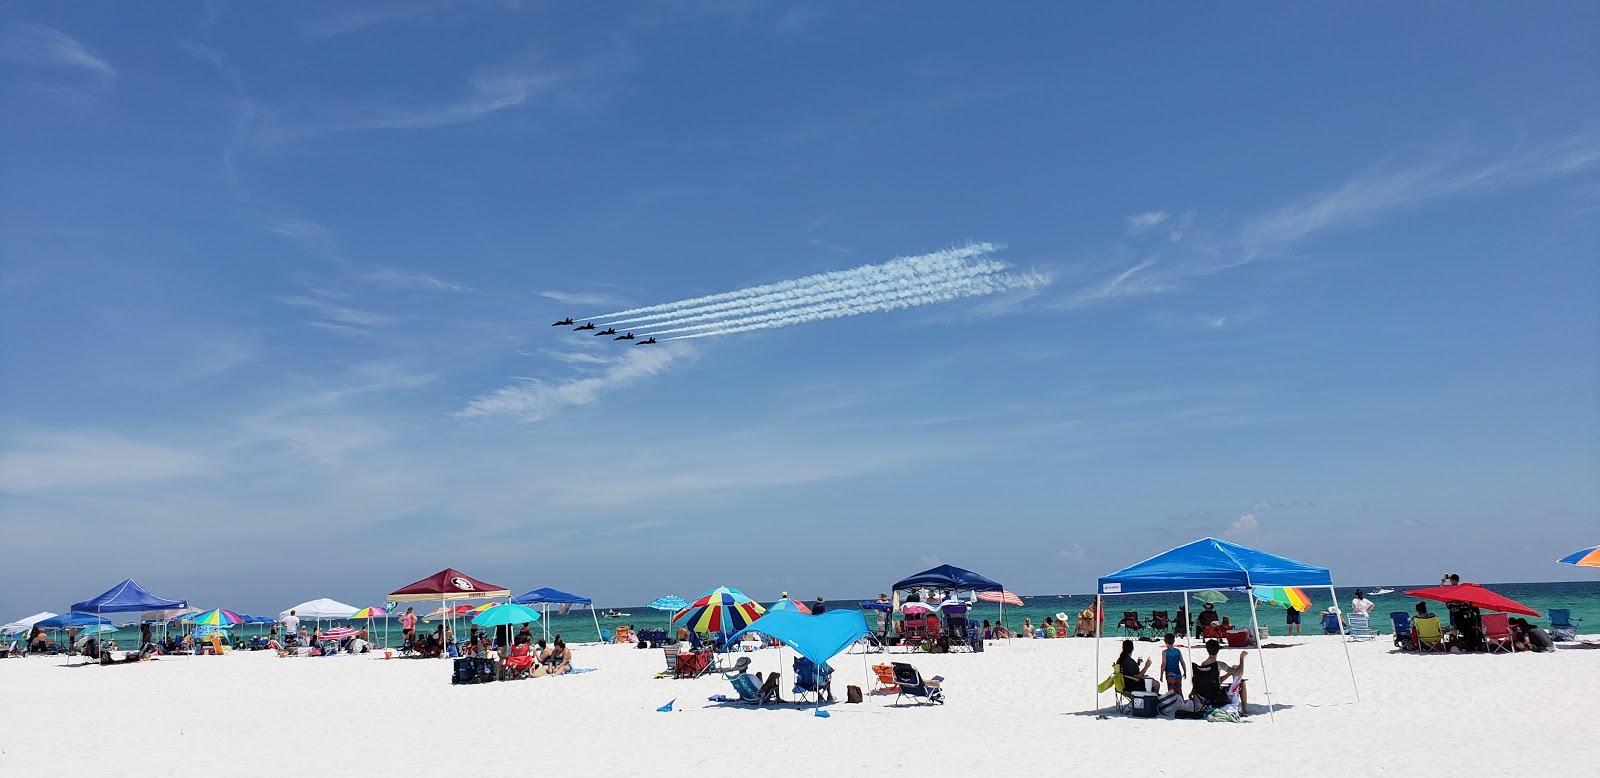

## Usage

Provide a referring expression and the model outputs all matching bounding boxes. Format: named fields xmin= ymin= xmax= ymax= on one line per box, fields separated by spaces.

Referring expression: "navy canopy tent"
xmin=512 ymin=587 xmax=600 ymax=642
xmin=892 ymin=564 xmax=1004 ymax=592
xmin=37 ymin=612 xmax=112 ymax=630
xmin=1092 ymin=538 xmax=1357 ymax=719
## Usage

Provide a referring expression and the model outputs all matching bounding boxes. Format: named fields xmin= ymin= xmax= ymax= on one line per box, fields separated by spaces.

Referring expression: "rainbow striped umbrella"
xmin=672 ymin=587 xmax=765 ymax=635
xmin=1558 ymin=545 xmax=1600 ymax=568
xmin=1252 ymin=587 xmax=1313 ymax=612
xmin=191 ymin=609 xmax=244 ymax=626
xmin=349 ymin=606 xmax=387 ymax=619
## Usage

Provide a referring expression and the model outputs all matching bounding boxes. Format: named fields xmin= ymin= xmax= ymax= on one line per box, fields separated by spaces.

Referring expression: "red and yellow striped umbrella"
xmin=672 ymin=587 xmax=765 ymax=635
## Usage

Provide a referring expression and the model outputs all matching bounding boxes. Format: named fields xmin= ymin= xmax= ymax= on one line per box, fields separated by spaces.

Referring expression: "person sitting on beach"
xmin=1174 ymin=604 xmax=1189 ymax=637
xmin=1116 ymin=639 xmax=1155 ymax=693
xmin=1041 ymin=616 xmax=1055 ymax=638
xmin=28 ymin=626 xmax=50 ymax=654
xmin=981 ymin=619 xmax=994 ymax=640
xmin=1020 ymin=618 xmax=1034 ymax=638
xmin=1196 ymin=603 xmax=1220 ymax=636
xmin=1510 ymin=618 xmax=1553 ymax=652
xmin=1414 ymin=601 xmax=1434 ymax=619
xmin=1160 ymin=633 xmax=1185 ymax=695
xmin=548 ymin=636 xmax=572 ymax=675
xmin=1190 ymin=639 xmax=1249 ymax=714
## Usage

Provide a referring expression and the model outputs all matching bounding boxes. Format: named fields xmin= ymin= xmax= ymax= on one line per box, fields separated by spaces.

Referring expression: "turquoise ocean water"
xmin=79 ymin=581 xmax=1598 ymax=649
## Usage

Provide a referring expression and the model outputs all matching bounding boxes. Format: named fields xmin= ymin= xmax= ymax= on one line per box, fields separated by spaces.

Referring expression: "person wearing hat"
xmin=1196 ymin=602 xmax=1220 ymax=637
xmin=812 ymin=596 xmax=826 ymax=615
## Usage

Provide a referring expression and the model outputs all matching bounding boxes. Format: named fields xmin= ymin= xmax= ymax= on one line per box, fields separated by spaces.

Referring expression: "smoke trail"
xmin=663 ymin=271 xmax=1050 ymax=340
xmin=586 ymin=242 xmax=998 ymax=321
xmin=641 ymin=271 xmax=1021 ymax=336
xmin=618 ymin=257 xmax=1013 ymax=332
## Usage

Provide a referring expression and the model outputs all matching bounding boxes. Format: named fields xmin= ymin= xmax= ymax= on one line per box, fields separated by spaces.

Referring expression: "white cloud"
xmin=1058 ymin=543 xmax=1086 ymax=561
xmin=1125 ymin=211 xmax=1169 ymax=235
xmin=1061 ymin=259 xmax=1174 ymax=308
xmin=330 ymin=69 xmax=560 ymax=132
xmin=540 ymin=290 xmax=628 ymax=309
xmin=278 ymin=295 xmax=398 ymax=329
xmin=0 ymin=431 xmax=209 ymax=492
xmin=1225 ymin=513 xmax=1260 ymax=538
xmin=267 ymin=217 xmax=342 ymax=261
xmin=1 ymin=23 xmax=117 ymax=89
xmin=357 ymin=268 xmax=468 ymax=292
xmin=458 ymin=345 xmax=690 ymax=422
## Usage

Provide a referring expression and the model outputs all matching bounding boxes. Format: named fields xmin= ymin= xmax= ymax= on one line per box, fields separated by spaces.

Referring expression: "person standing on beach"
xmin=1160 ymin=634 xmax=1185 ymax=694
xmin=1351 ymin=590 xmax=1374 ymax=619
xmin=1285 ymin=605 xmax=1301 ymax=636
xmin=281 ymin=610 xmax=300 ymax=643
xmin=400 ymin=607 xmax=418 ymax=647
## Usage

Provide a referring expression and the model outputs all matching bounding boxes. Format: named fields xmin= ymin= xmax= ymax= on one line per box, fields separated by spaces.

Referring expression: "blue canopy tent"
xmin=512 ymin=587 xmax=600 ymax=643
xmin=726 ymin=610 xmax=870 ymax=717
xmin=891 ymin=563 xmax=1009 ymax=644
xmin=1094 ymin=538 xmax=1357 ymax=719
xmin=70 ymin=579 xmax=187 ymax=664
xmin=36 ymin=612 xmax=112 ymax=630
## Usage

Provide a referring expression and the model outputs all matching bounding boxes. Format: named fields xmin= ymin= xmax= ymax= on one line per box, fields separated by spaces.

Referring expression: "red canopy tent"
xmin=1403 ymin=583 xmax=1541 ymax=618
xmin=389 ymin=569 xmax=510 ymax=655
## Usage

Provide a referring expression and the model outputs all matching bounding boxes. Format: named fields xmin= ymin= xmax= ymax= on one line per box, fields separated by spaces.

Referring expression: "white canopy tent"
xmin=2 ymin=611 xmax=57 ymax=636
xmin=280 ymin=598 xmax=361 ymax=622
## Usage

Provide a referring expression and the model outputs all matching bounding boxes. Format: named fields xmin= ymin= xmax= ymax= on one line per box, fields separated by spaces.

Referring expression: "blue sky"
xmin=2 ymin=2 xmax=1597 ymax=615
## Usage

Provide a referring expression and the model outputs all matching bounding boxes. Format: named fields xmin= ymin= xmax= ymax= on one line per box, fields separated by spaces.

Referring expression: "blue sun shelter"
xmin=726 ymin=610 xmax=869 ymax=717
xmin=512 ymin=587 xmax=600 ymax=643
xmin=70 ymin=578 xmax=187 ymax=665
xmin=1094 ymin=538 xmax=1357 ymax=720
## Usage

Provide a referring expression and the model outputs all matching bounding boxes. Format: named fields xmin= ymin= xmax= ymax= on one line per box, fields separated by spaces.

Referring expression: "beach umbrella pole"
xmin=1244 ymin=586 xmax=1275 ymax=722
xmin=1328 ymin=584 xmax=1360 ymax=702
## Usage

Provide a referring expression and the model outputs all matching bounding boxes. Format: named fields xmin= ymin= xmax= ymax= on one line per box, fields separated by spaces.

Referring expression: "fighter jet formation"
xmin=550 ymin=318 xmax=660 ymax=346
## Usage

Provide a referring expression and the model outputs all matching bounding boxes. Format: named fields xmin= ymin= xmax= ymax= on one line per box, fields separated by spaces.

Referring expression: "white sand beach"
xmin=4 ymin=635 xmax=1596 ymax=776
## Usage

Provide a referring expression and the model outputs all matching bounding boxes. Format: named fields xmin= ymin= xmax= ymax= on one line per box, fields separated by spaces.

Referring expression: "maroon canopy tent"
xmin=388 ymin=568 xmax=510 ymax=601
xmin=389 ymin=568 xmax=510 ymax=656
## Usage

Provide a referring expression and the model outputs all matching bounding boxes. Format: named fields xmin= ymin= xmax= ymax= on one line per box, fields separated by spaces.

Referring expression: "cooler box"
xmin=1129 ymin=691 xmax=1160 ymax=718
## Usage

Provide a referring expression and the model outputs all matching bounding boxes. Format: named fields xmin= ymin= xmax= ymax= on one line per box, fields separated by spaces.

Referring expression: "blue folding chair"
xmin=1390 ymin=612 xmax=1414 ymax=650
xmin=1548 ymin=609 xmax=1581 ymax=641
xmin=792 ymin=656 xmax=834 ymax=703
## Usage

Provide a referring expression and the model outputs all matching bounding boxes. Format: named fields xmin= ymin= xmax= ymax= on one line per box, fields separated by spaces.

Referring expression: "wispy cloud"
xmin=300 ymin=5 xmax=440 ymax=39
xmin=1124 ymin=210 xmax=1169 ymax=235
xmin=1 ymin=22 xmax=117 ymax=90
xmin=358 ymin=268 xmax=469 ymax=292
xmin=326 ymin=69 xmax=560 ymax=132
xmin=267 ymin=217 xmax=343 ymax=261
xmin=458 ymin=345 xmax=691 ymax=422
xmin=1241 ymin=133 xmax=1600 ymax=253
xmin=541 ymin=289 xmax=628 ymax=308
xmin=1224 ymin=512 xmax=1260 ymax=539
xmin=0 ymin=430 xmax=209 ymax=492
xmin=1059 ymin=259 xmax=1173 ymax=308
xmin=278 ymin=295 xmax=397 ymax=330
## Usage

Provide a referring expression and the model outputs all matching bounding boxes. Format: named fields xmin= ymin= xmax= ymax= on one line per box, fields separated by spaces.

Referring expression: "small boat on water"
xmin=601 ymin=610 xmax=631 ymax=618
xmin=1368 ymin=588 xmax=1395 ymax=595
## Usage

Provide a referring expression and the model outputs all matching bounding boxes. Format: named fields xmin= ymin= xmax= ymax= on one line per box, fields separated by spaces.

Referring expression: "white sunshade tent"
xmin=2 ymin=611 xmax=57 ymax=635
xmin=280 ymin=598 xmax=360 ymax=621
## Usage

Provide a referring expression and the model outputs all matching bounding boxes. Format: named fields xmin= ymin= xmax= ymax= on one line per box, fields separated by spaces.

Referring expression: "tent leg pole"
xmin=1093 ymin=594 xmax=1102 ymax=713
xmin=1331 ymin=584 xmax=1359 ymax=702
xmin=1245 ymin=587 xmax=1274 ymax=722
xmin=1183 ymin=590 xmax=1194 ymax=668
xmin=592 ymin=606 xmax=601 ymax=644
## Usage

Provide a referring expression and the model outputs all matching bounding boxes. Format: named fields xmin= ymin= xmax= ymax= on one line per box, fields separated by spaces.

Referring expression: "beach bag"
xmin=847 ymin=685 xmax=863 ymax=704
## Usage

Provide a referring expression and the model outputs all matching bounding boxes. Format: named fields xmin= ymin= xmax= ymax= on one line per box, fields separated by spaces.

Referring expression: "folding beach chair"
xmin=946 ymin=616 xmax=973 ymax=652
xmin=1548 ymin=609 xmax=1581 ymax=642
xmin=893 ymin=661 xmax=945 ymax=706
xmin=1481 ymin=613 xmax=1513 ymax=654
xmin=1118 ymin=611 xmax=1146 ymax=637
xmin=1096 ymin=667 xmax=1133 ymax=714
xmin=1345 ymin=614 xmax=1376 ymax=641
xmin=1390 ymin=612 xmax=1415 ymax=650
xmin=662 ymin=645 xmax=680 ymax=672
xmin=871 ymin=663 xmax=899 ymax=694
xmin=792 ymin=656 xmax=834 ymax=703
xmin=726 ymin=671 xmax=781 ymax=705
xmin=1149 ymin=611 xmax=1170 ymax=632
xmin=902 ymin=618 xmax=930 ymax=645
xmin=1412 ymin=615 xmax=1445 ymax=652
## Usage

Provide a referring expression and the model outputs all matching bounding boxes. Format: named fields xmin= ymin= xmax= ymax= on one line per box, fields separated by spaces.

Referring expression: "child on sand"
xmin=1161 ymin=633 xmax=1184 ymax=694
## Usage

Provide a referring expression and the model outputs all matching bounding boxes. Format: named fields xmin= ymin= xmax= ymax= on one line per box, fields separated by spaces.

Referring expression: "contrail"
xmin=657 ymin=271 xmax=1051 ymax=340
xmin=586 ymin=242 xmax=998 ymax=322
xmin=615 ymin=258 xmax=1013 ymax=332
xmin=641 ymin=272 xmax=1022 ymax=337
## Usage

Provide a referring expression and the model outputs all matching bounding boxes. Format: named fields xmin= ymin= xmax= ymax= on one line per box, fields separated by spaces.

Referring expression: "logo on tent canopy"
xmin=450 ymin=577 xmax=475 ymax=591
